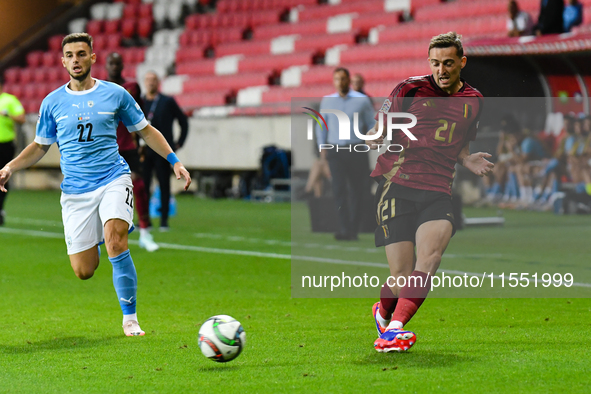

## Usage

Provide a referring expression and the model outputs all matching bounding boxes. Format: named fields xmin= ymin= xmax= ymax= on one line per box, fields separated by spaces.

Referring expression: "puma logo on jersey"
xmin=72 ymin=103 xmax=80 ymax=108
xmin=423 ymin=99 xmax=436 ymax=107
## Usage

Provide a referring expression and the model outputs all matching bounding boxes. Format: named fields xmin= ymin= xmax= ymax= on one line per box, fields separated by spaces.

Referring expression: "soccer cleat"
xmin=374 ymin=328 xmax=417 ymax=352
xmin=139 ymin=232 xmax=159 ymax=252
xmin=123 ymin=320 xmax=145 ymax=337
xmin=372 ymin=302 xmax=388 ymax=336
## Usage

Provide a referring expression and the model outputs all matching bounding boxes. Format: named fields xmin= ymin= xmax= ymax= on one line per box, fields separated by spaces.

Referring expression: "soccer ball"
xmin=198 ymin=315 xmax=246 ymax=362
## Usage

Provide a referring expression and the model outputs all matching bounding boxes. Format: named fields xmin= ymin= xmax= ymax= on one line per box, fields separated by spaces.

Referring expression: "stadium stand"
xmin=4 ymin=0 xmax=591 ymax=117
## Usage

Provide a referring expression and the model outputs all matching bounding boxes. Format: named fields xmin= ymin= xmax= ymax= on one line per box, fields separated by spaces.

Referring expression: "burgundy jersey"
xmin=371 ymin=74 xmax=483 ymax=195
xmin=117 ymin=80 xmax=143 ymax=151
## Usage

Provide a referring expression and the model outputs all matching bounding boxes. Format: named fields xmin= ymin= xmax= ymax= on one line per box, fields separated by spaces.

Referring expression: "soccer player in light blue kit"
xmin=0 ymin=33 xmax=191 ymax=336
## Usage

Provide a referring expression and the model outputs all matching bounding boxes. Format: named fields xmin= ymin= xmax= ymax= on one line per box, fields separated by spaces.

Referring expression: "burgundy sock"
xmin=132 ymin=177 xmax=151 ymax=229
xmin=378 ymin=282 xmax=398 ymax=320
xmin=391 ymin=270 xmax=431 ymax=326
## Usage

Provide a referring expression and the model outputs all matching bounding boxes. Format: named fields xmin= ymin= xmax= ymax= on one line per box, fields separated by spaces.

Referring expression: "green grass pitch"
xmin=0 ymin=190 xmax=590 ymax=393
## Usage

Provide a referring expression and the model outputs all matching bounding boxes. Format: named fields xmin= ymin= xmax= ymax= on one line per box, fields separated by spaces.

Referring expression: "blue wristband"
xmin=167 ymin=152 xmax=180 ymax=166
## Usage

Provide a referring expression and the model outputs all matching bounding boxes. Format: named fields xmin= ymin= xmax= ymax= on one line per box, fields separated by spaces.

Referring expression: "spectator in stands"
xmin=507 ymin=0 xmax=535 ymax=37
xmin=487 ymin=114 xmax=521 ymax=204
xmin=534 ymin=0 xmax=565 ymax=36
xmin=141 ymin=71 xmax=189 ymax=231
xmin=106 ymin=53 xmax=159 ymax=252
xmin=315 ymin=67 xmax=374 ymax=241
xmin=0 ymin=76 xmax=25 ymax=225
xmin=563 ymin=0 xmax=583 ymax=32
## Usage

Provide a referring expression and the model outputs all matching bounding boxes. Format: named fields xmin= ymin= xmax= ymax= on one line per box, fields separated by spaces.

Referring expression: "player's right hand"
xmin=0 ymin=166 xmax=12 ymax=192
xmin=364 ymin=129 xmax=384 ymax=150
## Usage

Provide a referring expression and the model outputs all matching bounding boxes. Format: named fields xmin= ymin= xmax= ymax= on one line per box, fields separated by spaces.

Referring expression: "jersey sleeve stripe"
xmin=127 ymin=118 xmax=149 ymax=132
xmin=34 ymin=135 xmax=57 ymax=145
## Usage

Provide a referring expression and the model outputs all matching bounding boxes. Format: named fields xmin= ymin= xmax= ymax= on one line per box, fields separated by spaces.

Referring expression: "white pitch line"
xmin=2 ymin=227 xmax=590 ymax=288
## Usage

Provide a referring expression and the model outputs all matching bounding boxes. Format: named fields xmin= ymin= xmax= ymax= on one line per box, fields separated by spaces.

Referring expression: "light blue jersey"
xmin=35 ymin=79 xmax=148 ymax=194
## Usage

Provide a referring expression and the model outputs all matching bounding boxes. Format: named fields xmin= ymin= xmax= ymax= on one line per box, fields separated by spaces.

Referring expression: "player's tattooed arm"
xmin=137 ymin=124 xmax=192 ymax=190
xmin=457 ymin=142 xmax=494 ymax=177
xmin=0 ymin=143 xmax=50 ymax=192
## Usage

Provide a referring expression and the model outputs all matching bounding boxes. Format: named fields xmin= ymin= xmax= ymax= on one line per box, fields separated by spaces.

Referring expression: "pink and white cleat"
xmin=374 ymin=328 xmax=416 ymax=352
xmin=123 ymin=320 xmax=145 ymax=337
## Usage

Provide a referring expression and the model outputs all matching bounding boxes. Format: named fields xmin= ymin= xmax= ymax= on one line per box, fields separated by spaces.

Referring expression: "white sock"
xmin=123 ymin=313 xmax=138 ymax=324
xmin=376 ymin=310 xmax=390 ymax=328
xmin=387 ymin=320 xmax=403 ymax=330
xmin=139 ymin=228 xmax=150 ymax=237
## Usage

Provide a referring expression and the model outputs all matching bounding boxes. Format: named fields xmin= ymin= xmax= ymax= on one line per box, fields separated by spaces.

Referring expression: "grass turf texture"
xmin=0 ymin=190 xmax=589 ymax=393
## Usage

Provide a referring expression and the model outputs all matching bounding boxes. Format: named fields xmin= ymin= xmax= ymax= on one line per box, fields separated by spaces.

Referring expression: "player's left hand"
xmin=464 ymin=152 xmax=494 ymax=177
xmin=173 ymin=162 xmax=192 ymax=191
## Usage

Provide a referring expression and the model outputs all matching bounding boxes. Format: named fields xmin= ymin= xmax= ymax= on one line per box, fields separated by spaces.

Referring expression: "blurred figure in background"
xmin=507 ymin=0 xmax=535 ymax=37
xmin=352 ymin=73 xmax=373 ymax=106
xmin=142 ymin=71 xmax=189 ymax=231
xmin=563 ymin=0 xmax=583 ymax=32
xmin=315 ymin=67 xmax=374 ymax=241
xmin=0 ymin=76 xmax=25 ymax=225
xmin=106 ymin=53 xmax=159 ymax=252
xmin=534 ymin=0 xmax=565 ymax=36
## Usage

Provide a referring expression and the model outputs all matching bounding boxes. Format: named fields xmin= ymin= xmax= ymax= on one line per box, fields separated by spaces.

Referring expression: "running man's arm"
xmin=0 ymin=142 xmax=50 ymax=192
xmin=137 ymin=124 xmax=192 ymax=191
xmin=457 ymin=141 xmax=494 ymax=177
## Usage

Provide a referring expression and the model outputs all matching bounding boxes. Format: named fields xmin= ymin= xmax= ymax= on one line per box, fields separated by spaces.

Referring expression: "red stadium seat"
xmin=176 ymin=91 xmax=229 ymax=111
xmin=183 ymin=72 xmax=270 ymax=93
xmin=254 ymin=19 xmax=327 ymax=40
xmin=86 ymin=20 xmax=104 ymax=36
xmin=3 ymin=67 xmax=20 ymax=84
xmin=47 ymin=66 xmax=65 ymax=83
xmin=107 ymin=33 xmax=122 ymax=48
xmin=176 ymin=46 xmax=207 ymax=63
xmin=19 ymin=68 xmax=34 ymax=84
xmin=25 ymin=99 xmax=42 ymax=114
xmin=23 ymin=83 xmax=38 ymax=100
xmin=211 ymin=27 xmax=244 ymax=45
xmin=104 ymin=19 xmax=120 ymax=34
xmin=137 ymin=17 xmax=153 ymax=38
xmin=123 ymin=3 xmax=140 ymax=19
xmin=216 ymin=39 xmax=271 ymax=57
xmin=297 ymin=0 xmax=384 ymax=22
xmin=47 ymin=35 xmax=65 ymax=52
xmin=93 ymin=35 xmax=108 ymax=50
xmin=121 ymin=18 xmax=137 ymax=38
xmin=139 ymin=3 xmax=152 ymax=18
xmin=249 ymin=10 xmax=282 ymax=27
xmin=294 ymin=31 xmax=357 ymax=52
xmin=26 ymin=51 xmax=43 ymax=68
xmin=33 ymin=68 xmax=48 ymax=84
xmin=37 ymin=82 xmax=54 ymax=98
xmin=238 ymin=51 xmax=314 ymax=73
xmin=4 ymin=83 xmax=23 ymax=98
xmin=176 ymin=59 xmax=216 ymax=76
xmin=42 ymin=52 xmax=57 ymax=68
xmin=352 ymin=12 xmax=400 ymax=32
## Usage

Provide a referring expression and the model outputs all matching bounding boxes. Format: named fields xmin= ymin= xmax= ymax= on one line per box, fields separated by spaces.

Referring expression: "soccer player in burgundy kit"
xmin=106 ymin=53 xmax=159 ymax=252
xmin=365 ymin=32 xmax=494 ymax=352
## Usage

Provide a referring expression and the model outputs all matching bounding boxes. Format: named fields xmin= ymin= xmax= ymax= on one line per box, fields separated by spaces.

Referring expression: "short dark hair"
xmin=333 ymin=67 xmax=350 ymax=79
xmin=428 ymin=32 xmax=464 ymax=58
xmin=62 ymin=33 xmax=93 ymax=51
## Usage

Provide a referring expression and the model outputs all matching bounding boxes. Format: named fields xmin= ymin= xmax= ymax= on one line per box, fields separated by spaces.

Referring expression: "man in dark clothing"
xmin=534 ymin=0 xmax=565 ymax=35
xmin=141 ymin=71 xmax=189 ymax=231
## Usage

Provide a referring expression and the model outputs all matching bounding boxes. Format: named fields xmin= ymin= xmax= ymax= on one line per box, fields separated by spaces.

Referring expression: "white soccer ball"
xmin=198 ymin=315 xmax=246 ymax=362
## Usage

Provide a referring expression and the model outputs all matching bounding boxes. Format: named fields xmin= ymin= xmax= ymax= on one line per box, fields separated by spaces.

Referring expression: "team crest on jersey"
xmin=379 ymin=99 xmax=392 ymax=113
xmin=88 ymin=101 xmax=94 ymax=108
